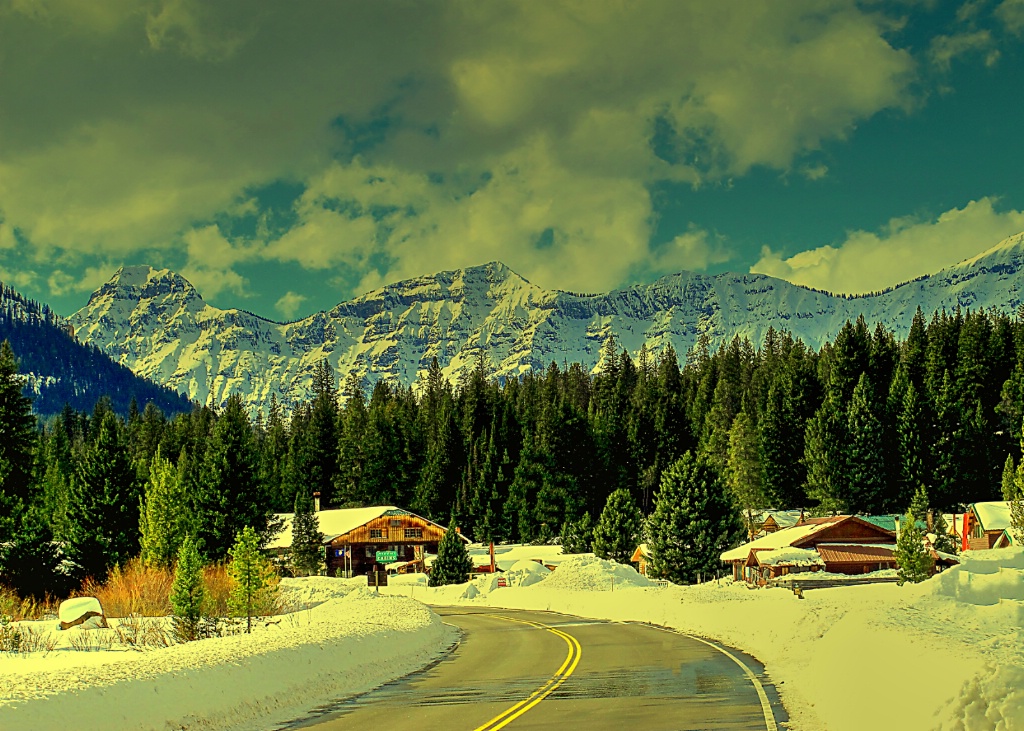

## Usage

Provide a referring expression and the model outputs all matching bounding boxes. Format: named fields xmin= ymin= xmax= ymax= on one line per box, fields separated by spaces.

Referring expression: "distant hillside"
xmin=0 ymin=282 xmax=194 ymax=418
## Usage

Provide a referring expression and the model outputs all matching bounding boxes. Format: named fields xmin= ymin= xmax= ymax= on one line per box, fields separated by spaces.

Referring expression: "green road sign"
xmin=375 ymin=550 xmax=398 ymax=563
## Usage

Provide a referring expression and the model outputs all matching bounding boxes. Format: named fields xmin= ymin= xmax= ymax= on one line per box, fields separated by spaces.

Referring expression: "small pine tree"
xmin=1011 ymin=497 xmax=1024 ymax=546
xmin=170 ymin=535 xmax=206 ymax=642
xmin=592 ymin=489 xmax=642 ymax=564
xmin=895 ymin=511 xmax=932 ymax=585
xmin=560 ymin=513 xmax=594 ymax=554
xmin=290 ymin=488 xmax=323 ymax=576
xmin=1001 ymin=454 xmax=1018 ymax=501
xmin=429 ymin=519 xmax=473 ymax=586
xmin=228 ymin=526 xmax=278 ymax=634
xmin=908 ymin=484 xmax=930 ymax=525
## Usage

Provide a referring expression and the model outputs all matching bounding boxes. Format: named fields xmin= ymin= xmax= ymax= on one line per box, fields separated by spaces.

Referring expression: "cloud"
xmin=0 ymin=1 xmax=923 ymax=296
xmin=46 ymin=263 xmax=119 ymax=297
xmin=928 ymin=30 xmax=997 ymax=70
xmin=274 ymin=291 xmax=307 ymax=320
xmin=178 ymin=225 xmax=253 ymax=299
xmin=996 ymin=0 xmax=1024 ymax=34
xmin=750 ymin=198 xmax=1024 ymax=294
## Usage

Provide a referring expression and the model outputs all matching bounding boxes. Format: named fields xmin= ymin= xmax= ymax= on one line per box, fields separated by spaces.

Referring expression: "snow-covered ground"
xmin=0 ymin=578 xmax=454 ymax=731
xmin=381 ymin=551 xmax=1024 ymax=731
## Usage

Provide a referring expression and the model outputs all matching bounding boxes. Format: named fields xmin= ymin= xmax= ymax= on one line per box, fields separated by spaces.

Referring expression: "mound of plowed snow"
xmin=539 ymin=555 xmax=653 ymax=591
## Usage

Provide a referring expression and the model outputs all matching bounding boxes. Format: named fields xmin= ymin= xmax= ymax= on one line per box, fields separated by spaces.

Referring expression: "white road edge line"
xmin=646 ymin=624 xmax=778 ymax=731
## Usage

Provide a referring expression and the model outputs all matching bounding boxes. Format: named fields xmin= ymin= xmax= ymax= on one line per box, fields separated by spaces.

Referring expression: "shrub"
xmin=80 ymin=558 xmax=173 ymax=618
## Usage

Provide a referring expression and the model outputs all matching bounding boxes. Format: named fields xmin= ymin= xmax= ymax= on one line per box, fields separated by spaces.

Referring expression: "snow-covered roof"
xmin=754 ymin=546 xmax=824 ymax=567
xmin=756 ymin=510 xmax=802 ymax=529
xmin=465 ymin=543 xmax=567 ymax=571
xmin=971 ymin=501 xmax=1012 ymax=532
xmin=267 ymin=506 xmax=452 ymax=549
xmin=721 ymin=516 xmax=844 ymax=562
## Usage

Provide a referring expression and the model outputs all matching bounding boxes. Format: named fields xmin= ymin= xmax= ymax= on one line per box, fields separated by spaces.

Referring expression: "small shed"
xmin=630 ymin=544 xmax=652 ymax=577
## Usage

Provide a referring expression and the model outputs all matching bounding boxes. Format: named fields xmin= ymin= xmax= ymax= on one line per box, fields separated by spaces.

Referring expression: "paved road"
xmin=278 ymin=607 xmax=787 ymax=731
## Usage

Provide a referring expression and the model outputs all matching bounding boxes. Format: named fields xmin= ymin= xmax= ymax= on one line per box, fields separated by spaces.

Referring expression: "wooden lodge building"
xmin=721 ymin=515 xmax=900 ymax=585
xmin=267 ymin=506 xmax=467 ymax=576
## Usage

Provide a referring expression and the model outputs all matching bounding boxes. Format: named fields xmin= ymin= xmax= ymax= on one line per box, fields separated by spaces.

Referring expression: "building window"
xmin=370 ymin=529 xmax=384 ymax=539
xmin=404 ymin=528 xmax=423 ymax=539
xmin=390 ymin=519 xmax=402 ymax=527
xmin=365 ymin=546 xmax=375 ymax=557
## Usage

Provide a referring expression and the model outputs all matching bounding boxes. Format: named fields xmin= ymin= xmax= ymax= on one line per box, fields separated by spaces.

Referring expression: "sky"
xmin=2 ymin=1 xmax=1024 ymax=320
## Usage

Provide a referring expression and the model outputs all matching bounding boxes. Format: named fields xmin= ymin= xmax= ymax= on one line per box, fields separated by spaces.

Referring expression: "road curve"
xmin=275 ymin=607 xmax=788 ymax=731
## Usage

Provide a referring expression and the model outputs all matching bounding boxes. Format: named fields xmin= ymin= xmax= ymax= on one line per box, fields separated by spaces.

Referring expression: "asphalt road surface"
xmin=278 ymin=607 xmax=788 ymax=731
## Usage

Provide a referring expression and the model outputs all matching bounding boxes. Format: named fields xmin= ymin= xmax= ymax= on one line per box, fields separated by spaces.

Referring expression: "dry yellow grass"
xmin=80 ymin=558 xmax=174 ymax=618
xmin=0 ymin=586 xmax=59 ymax=621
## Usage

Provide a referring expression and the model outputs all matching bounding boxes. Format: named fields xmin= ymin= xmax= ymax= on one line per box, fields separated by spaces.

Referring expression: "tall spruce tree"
xmin=759 ymin=373 xmax=806 ymax=508
xmin=290 ymin=488 xmax=323 ymax=576
xmin=139 ymin=448 xmax=189 ymax=567
xmin=845 ymin=373 xmax=886 ymax=513
xmin=560 ymin=512 xmax=594 ymax=554
xmin=429 ymin=519 xmax=473 ymax=586
xmin=195 ymin=394 xmax=268 ymax=559
xmin=647 ymin=452 xmax=743 ymax=584
xmin=727 ymin=411 xmax=766 ymax=539
xmin=592 ymin=488 xmax=643 ymax=564
xmin=68 ymin=409 xmax=141 ymax=579
xmin=1002 ymin=454 xmax=1019 ymax=500
xmin=0 ymin=340 xmax=36 ymax=543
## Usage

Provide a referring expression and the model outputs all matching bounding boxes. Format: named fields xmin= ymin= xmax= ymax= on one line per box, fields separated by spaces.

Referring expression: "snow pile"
xmin=502 ymin=559 xmax=551 ymax=588
xmin=755 ymin=546 xmax=824 ymax=567
xmin=538 ymin=554 xmax=655 ymax=592
xmin=277 ymin=575 xmax=356 ymax=609
xmin=0 ymin=585 xmax=453 ymax=731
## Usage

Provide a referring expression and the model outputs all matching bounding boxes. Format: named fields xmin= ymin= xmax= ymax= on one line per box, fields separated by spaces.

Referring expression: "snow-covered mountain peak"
xmin=69 ymin=232 xmax=1024 ymax=412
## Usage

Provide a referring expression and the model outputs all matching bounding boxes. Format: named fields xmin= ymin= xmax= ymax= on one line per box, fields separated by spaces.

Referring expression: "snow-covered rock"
xmin=57 ymin=597 xmax=106 ymax=630
xmin=68 ymin=231 xmax=1024 ymax=412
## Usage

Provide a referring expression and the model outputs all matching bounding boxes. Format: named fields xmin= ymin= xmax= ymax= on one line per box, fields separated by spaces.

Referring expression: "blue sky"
xmin=2 ymin=1 xmax=1024 ymax=319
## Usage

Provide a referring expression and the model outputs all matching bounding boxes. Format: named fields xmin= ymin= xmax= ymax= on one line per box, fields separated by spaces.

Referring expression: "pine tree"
xmin=804 ymin=400 xmax=846 ymax=514
xmin=429 ymin=519 xmax=473 ymax=586
xmin=908 ymin=484 xmax=930 ymax=525
xmin=592 ymin=488 xmax=642 ymax=564
xmin=228 ymin=526 xmax=278 ymax=633
xmin=560 ymin=512 xmax=594 ymax=554
xmin=68 ymin=409 xmax=141 ymax=580
xmin=895 ymin=511 xmax=932 ymax=585
xmin=195 ymin=395 xmax=268 ymax=559
xmin=139 ymin=448 xmax=189 ymax=568
xmin=647 ymin=452 xmax=743 ymax=584
xmin=1010 ymin=497 xmax=1024 ymax=546
xmin=290 ymin=488 xmax=323 ymax=576
xmin=726 ymin=411 xmax=765 ymax=539
xmin=759 ymin=372 xmax=806 ymax=509
xmin=170 ymin=535 xmax=206 ymax=642
xmin=931 ymin=511 xmax=959 ymax=555
xmin=0 ymin=340 xmax=36 ymax=544
xmin=845 ymin=373 xmax=886 ymax=514
xmin=1002 ymin=454 xmax=1019 ymax=501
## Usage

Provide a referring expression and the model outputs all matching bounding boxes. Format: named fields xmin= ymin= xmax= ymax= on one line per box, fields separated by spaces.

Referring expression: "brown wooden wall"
xmin=328 ymin=513 xmax=447 ymax=546
xmin=797 ymin=521 xmax=893 ymax=547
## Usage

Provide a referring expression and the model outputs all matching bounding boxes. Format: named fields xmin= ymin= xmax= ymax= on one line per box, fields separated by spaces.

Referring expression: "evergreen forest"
xmin=3 ymin=305 xmax=1024 ymax=598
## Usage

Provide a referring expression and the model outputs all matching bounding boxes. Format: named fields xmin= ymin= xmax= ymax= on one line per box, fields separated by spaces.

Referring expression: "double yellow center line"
xmin=472 ymin=614 xmax=583 ymax=731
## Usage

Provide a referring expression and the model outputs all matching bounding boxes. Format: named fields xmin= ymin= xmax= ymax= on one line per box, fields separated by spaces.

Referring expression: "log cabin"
xmin=721 ymin=515 xmax=898 ymax=585
xmin=267 ymin=505 xmax=466 ymax=576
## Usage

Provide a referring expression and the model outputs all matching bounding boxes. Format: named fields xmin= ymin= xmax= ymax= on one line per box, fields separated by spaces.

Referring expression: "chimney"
xmin=313 ymin=491 xmax=321 ymax=512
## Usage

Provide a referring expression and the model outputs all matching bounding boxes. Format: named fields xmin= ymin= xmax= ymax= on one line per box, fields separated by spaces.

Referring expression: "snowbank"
xmin=0 ymin=588 xmax=453 ymax=731
xmin=385 ymin=547 xmax=1024 ymax=731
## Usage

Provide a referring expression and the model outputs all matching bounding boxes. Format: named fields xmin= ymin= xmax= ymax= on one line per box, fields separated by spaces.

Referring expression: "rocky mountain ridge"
xmin=68 ymin=231 xmax=1024 ymax=412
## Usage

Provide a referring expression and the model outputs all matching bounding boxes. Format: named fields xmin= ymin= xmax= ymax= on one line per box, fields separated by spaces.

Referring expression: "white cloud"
xmin=0 ymin=1 xmax=923 ymax=296
xmin=46 ymin=263 xmax=119 ymax=297
xmin=178 ymin=225 xmax=253 ymax=299
xmin=750 ymin=198 xmax=1024 ymax=294
xmin=274 ymin=291 xmax=307 ymax=320
xmin=996 ymin=0 xmax=1024 ymax=34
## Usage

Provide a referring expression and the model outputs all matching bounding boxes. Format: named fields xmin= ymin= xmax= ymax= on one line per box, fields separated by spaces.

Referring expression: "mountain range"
xmin=67 ymin=231 xmax=1024 ymax=413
